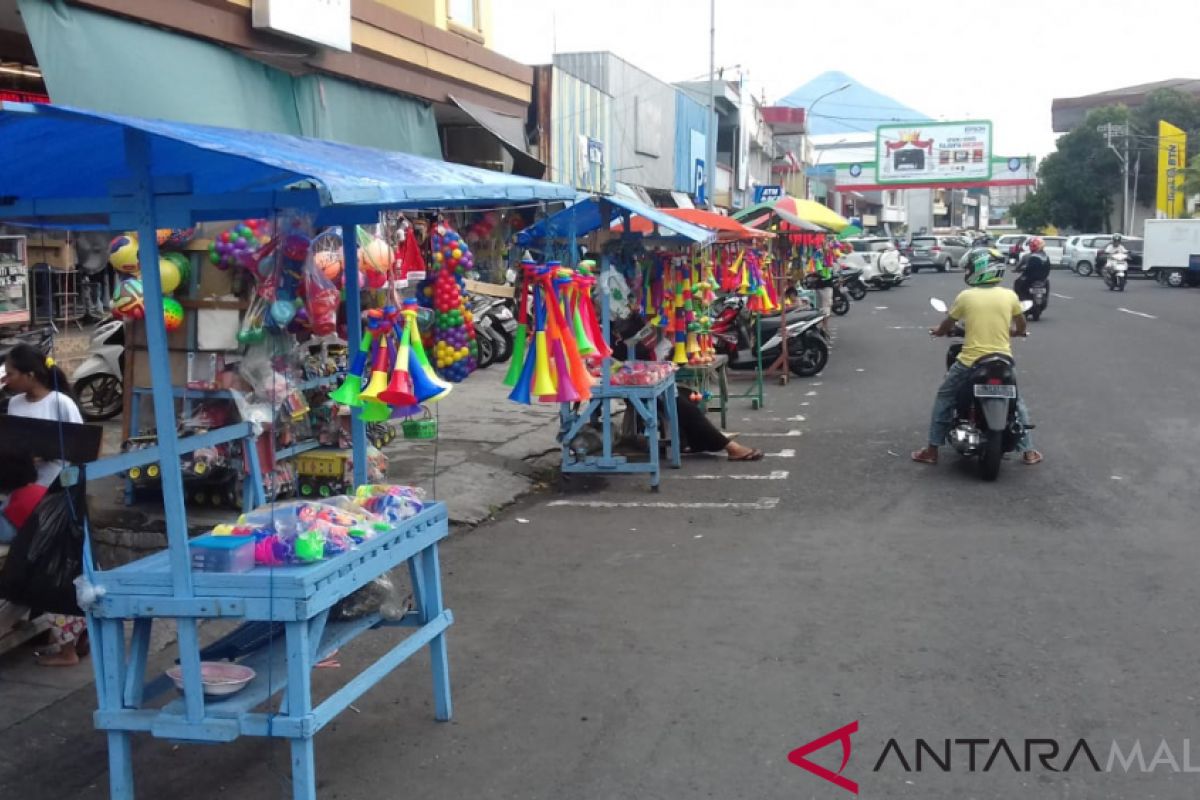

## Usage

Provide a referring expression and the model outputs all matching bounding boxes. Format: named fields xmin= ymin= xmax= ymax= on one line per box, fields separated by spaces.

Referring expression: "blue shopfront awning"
xmin=0 ymin=102 xmax=577 ymax=227
xmin=516 ymin=193 xmax=716 ymax=247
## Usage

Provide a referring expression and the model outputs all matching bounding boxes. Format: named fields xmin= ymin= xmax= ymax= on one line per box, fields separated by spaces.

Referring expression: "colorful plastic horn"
xmin=330 ymin=329 xmax=372 ymax=407
xmin=358 ymin=333 xmax=391 ymax=402
xmin=404 ymin=301 xmax=452 ymax=403
xmin=378 ymin=333 xmax=417 ymax=407
xmin=503 ymin=261 xmax=535 ymax=387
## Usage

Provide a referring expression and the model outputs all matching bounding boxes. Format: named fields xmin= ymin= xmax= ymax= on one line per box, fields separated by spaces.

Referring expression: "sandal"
xmin=729 ymin=448 xmax=764 ymax=462
xmin=1022 ymin=451 xmax=1043 ymax=465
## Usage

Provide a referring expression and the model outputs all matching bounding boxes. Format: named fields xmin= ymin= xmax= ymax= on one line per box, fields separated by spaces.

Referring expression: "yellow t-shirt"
xmin=948 ymin=286 xmax=1023 ymax=366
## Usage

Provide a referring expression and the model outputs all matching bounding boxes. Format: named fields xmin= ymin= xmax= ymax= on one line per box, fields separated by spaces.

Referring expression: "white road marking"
xmin=548 ymin=497 xmax=781 ymax=510
xmin=805 ymin=391 xmax=818 ymax=397
xmin=855 ymin=368 xmax=865 ymax=372
xmin=874 ymin=306 xmax=889 ymax=310
xmin=800 ymin=402 xmax=810 ymax=407
xmin=673 ymin=470 xmax=789 ymax=481
xmin=1111 ymin=475 xmax=1123 ymax=481
xmin=743 ymin=429 xmax=803 ymax=437
xmin=1051 ymin=292 xmax=1073 ymax=299
xmin=766 ymin=449 xmax=795 ymax=458
xmin=787 ymin=414 xmax=806 ymax=422
xmin=1118 ymin=307 xmax=1157 ymax=319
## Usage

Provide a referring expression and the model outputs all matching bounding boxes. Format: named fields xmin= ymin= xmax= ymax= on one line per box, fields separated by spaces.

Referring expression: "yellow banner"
xmin=1157 ymin=120 xmax=1187 ymax=218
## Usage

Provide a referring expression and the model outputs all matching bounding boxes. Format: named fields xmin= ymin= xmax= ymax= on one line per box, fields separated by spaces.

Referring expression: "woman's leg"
xmin=37 ymin=614 xmax=86 ymax=666
xmin=675 ymin=391 xmax=727 ymax=453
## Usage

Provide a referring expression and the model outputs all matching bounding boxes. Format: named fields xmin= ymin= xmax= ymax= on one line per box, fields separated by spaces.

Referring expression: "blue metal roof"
xmin=0 ymin=102 xmax=577 ymax=217
xmin=517 ymin=194 xmax=715 ymax=247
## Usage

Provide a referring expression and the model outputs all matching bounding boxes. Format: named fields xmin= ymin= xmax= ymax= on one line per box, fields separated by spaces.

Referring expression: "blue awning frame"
xmin=0 ymin=100 xmax=584 ymax=605
xmin=517 ymin=193 xmax=716 ymax=248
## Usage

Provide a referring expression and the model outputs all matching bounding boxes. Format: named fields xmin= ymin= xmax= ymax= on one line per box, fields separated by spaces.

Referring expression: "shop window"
xmin=448 ymin=0 xmax=478 ymax=30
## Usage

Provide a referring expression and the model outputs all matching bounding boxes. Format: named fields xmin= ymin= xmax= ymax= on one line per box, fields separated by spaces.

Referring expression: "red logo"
xmin=788 ymin=721 xmax=859 ymax=794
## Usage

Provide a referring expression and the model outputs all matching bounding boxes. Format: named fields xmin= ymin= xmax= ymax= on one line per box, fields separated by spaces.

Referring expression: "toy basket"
xmin=402 ymin=407 xmax=437 ymax=440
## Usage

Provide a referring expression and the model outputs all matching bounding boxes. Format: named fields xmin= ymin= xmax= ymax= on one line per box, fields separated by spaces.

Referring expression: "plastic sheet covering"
xmin=0 ymin=103 xmax=579 ymax=212
xmin=517 ymin=194 xmax=716 ymax=246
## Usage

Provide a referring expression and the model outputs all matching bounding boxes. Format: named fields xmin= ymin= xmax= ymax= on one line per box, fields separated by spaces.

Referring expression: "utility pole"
xmin=1099 ymin=122 xmax=1130 ymax=233
xmin=706 ymin=0 xmax=716 ymax=210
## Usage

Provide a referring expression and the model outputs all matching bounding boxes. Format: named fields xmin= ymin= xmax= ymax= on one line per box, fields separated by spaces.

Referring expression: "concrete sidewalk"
xmin=0 ymin=365 xmax=561 ymax=737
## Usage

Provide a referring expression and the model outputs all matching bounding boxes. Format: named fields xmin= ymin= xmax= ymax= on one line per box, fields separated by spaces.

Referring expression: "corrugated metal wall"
xmin=555 ymin=52 xmax=676 ymax=191
xmin=674 ymin=91 xmax=709 ymax=193
xmin=548 ymin=67 xmax=613 ymax=194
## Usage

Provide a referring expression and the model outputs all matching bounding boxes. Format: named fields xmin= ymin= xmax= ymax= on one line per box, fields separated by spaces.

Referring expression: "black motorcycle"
xmin=712 ymin=297 xmax=830 ymax=378
xmin=931 ymin=298 xmax=1030 ymax=481
xmin=804 ymin=273 xmax=850 ymax=316
xmin=1013 ymin=260 xmax=1049 ymax=321
xmin=838 ymin=266 xmax=868 ymax=301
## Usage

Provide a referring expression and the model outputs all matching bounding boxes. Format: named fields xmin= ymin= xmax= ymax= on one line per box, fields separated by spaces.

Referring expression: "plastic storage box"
xmin=190 ymin=534 xmax=256 ymax=573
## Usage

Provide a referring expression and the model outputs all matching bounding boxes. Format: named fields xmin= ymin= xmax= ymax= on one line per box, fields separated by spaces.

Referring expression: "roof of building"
xmin=774 ymin=71 xmax=929 ymax=136
xmin=1051 ymin=78 xmax=1200 ymax=131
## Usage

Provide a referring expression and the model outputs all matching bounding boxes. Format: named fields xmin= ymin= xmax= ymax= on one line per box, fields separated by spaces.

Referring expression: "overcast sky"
xmin=493 ymin=0 xmax=1200 ymax=158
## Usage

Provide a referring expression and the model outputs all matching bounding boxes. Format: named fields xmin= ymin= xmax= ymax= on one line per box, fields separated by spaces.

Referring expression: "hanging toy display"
xmin=109 ymin=234 xmax=141 ymax=275
xmin=419 ymin=220 xmax=476 ymax=382
xmin=507 ymin=260 xmax=596 ymax=405
xmin=356 ymin=227 xmax=392 ymax=291
xmin=162 ymin=297 xmax=185 ymax=332
xmin=266 ymin=216 xmax=310 ymax=329
xmin=209 ymin=220 xmax=272 ymax=271
xmin=111 ymin=277 xmax=145 ymax=321
xmin=157 ymin=228 xmax=196 ymax=249
xmin=303 ymin=231 xmax=340 ymax=337
xmin=237 ymin=294 xmax=268 ymax=345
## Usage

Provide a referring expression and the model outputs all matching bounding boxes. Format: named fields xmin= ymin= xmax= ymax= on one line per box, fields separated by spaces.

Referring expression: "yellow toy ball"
xmin=109 ymin=234 xmax=140 ymax=274
xmin=159 ymin=257 xmax=182 ymax=295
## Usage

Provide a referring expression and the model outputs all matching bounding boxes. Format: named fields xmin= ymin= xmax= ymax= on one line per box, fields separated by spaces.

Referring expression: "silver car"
xmin=1064 ymin=235 xmax=1113 ymax=276
xmin=903 ymin=235 xmax=970 ymax=272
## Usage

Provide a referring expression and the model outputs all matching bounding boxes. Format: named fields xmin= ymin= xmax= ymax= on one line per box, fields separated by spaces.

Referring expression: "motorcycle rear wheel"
xmin=493 ymin=329 xmax=514 ymax=363
xmin=832 ymin=295 xmax=850 ymax=316
xmin=75 ymin=373 xmax=124 ymax=421
xmin=788 ymin=337 xmax=829 ymax=377
xmin=477 ymin=333 xmax=496 ymax=368
xmin=847 ymin=283 xmax=867 ymax=301
xmin=979 ymin=434 xmax=1004 ymax=481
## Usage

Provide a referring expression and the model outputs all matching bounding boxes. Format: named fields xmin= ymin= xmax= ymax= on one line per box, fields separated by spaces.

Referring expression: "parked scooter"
xmin=71 ymin=318 xmax=125 ymax=420
xmin=838 ymin=265 xmax=868 ymax=301
xmin=1104 ymin=250 xmax=1129 ymax=292
xmin=930 ymin=297 xmax=1032 ymax=481
xmin=469 ymin=294 xmax=516 ymax=368
xmin=803 ymin=272 xmax=850 ymax=316
xmin=0 ymin=326 xmax=55 ymax=413
xmin=711 ymin=296 xmax=830 ymax=377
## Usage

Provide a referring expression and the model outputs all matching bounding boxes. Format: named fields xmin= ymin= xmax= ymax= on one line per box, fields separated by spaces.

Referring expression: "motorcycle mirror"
xmin=929 ymin=298 xmax=948 ymax=314
xmin=1019 ymin=300 xmax=1034 ymax=312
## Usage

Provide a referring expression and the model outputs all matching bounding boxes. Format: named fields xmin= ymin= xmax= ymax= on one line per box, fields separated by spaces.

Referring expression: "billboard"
xmin=876 ymin=121 xmax=993 ymax=185
xmin=1156 ymin=120 xmax=1187 ymax=219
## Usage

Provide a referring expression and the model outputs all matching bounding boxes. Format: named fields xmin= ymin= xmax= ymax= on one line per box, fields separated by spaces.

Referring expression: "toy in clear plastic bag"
xmin=331 ymin=570 xmax=411 ymax=621
xmin=304 ymin=233 xmax=340 ymax=337
xmin=355 ymin=484 xmax=424 ymax=524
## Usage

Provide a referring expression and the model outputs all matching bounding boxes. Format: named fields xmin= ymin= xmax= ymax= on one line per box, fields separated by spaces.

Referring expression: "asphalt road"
xmin=10 ymin=271 xmax=1200 ymax=800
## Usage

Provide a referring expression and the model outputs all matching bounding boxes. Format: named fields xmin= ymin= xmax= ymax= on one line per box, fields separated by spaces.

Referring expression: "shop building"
xmin=0 ymin=0 xmax=543 ymax=173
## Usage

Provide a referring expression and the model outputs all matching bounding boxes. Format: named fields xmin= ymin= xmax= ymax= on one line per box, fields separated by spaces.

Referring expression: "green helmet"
xmin=965 ymin=247 xmax=1005 ymax=286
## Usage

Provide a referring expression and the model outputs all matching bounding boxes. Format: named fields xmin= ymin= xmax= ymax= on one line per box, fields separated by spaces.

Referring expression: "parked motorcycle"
xmin=1104 ymin=250 xmax=1129 ymax=292
xmin=0 ymin=326 xmax=55 ymax=413
xmin=804 ymin=272 xmax=850 ymax=316
xmin=712 ymin=296 xmax=830 ymax=377
xmin=71 ymin=317 xmax=125 ymax=420
xmin=838 ymin=265 xmax=868 ymax=301
xmin=930 ymin=297 xmax=1032 ymax=481
xmin=469 ymin=294 xmax=516 ymax=369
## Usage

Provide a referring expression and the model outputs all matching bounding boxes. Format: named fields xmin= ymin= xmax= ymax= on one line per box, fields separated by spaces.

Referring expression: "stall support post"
xmin=123 ymin=129 xmax=207 ymax=725
xmin=341 ymin=222 xmax=368 ymax=488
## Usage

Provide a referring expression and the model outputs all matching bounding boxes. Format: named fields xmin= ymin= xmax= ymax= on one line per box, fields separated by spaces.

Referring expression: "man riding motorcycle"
xmin=1013 ymin=236 xmax=1051 ymax=300
xmin=912 ymin=248 xmax=1043 ymax=466
xmin=1100 ymin=234 xmax=1128 ymax=280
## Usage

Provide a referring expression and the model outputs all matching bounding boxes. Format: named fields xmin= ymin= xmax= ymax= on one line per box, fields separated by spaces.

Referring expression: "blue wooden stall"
xmin=518 ymin=197 xmax=715 ymax=489
xmin=0 ymin=102 xmax=575 ymax=799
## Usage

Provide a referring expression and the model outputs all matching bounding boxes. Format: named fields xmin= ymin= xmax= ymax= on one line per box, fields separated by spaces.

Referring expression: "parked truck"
xmin=1142 ymin=218 xmax=1200 ymax=287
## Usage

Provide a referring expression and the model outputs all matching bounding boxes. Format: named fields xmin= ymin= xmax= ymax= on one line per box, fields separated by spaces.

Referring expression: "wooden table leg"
xmin=285 ymin=620 xmax=317 ymax=800
xmin=99 ymin=618 xmax=135 ymax=799
xmin=419 ymin=545 xmax=453 ymax=721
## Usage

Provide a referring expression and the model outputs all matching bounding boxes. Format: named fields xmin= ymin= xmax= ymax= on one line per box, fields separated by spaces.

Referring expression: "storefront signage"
xmin=252 ymin=0 xmax=352 ymax=52
xmin=875 ymin=120 xmax=993 ymax=185
xmin=0 ymin=90 xmax=50 ymax=104
xmin=754 ymin=185 xmax=783 ymax=203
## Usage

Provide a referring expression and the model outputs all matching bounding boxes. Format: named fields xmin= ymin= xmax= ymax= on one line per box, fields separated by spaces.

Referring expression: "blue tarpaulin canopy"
xmin=516 ymin=194 xmax=716 ymax=247
xmin=0 ymin=102 xmax=577 ymax=226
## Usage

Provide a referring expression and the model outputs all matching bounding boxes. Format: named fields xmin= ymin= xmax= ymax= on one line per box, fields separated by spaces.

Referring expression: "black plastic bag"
xmin=0 ymin=480 xmax=87 ymax=616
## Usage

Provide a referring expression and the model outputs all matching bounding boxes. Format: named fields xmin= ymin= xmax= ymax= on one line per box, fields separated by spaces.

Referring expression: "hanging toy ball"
xmin=162 ymin=297 xmax=185 ymax=332
xmin=163 ymin=251 xmax=191 ymax=288
xmin=109 ymin=234 xmax=140 ymax=274
xmin=112 ymin=278 xmax=145 ymax=320
xmin=358 ymin=236 xmax=392 ymax=275
xmin=158 ymin=256 xmax=182 ymax=295
xmin=313 ymin=251 xmax=343 ymax=283
xmin=271 ymin=298 xmax=297 ymax=326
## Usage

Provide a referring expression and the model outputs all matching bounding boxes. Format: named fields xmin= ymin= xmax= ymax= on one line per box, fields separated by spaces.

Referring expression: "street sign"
xmin=695 ymin=158 xmax=706 ymax=205
xmin=755 ymin=185 xmax=783 ymax=203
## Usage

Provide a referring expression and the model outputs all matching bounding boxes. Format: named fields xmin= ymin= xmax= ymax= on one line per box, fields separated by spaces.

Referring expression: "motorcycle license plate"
xmin=1032 ymin=288 xmax=1046 ymax=296
xmin=500 ymin=319 xmax=518 ymax=332
xmin=974 ymin=384 xmax=1016 ymax=399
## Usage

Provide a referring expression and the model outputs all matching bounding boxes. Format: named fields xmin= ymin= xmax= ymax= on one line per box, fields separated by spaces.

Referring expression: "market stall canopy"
xmin=613 ymin=208 xmax=773 ymax=242
xmin=448 ymin=95 xmax=546 ymax=180
xmin=515 ymin=194 xmax=716 ymax=247
xmin=0 ymin=102 xmax=578 ymax=228
xmin=734 ymin=195 xmax=851 ymax=233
